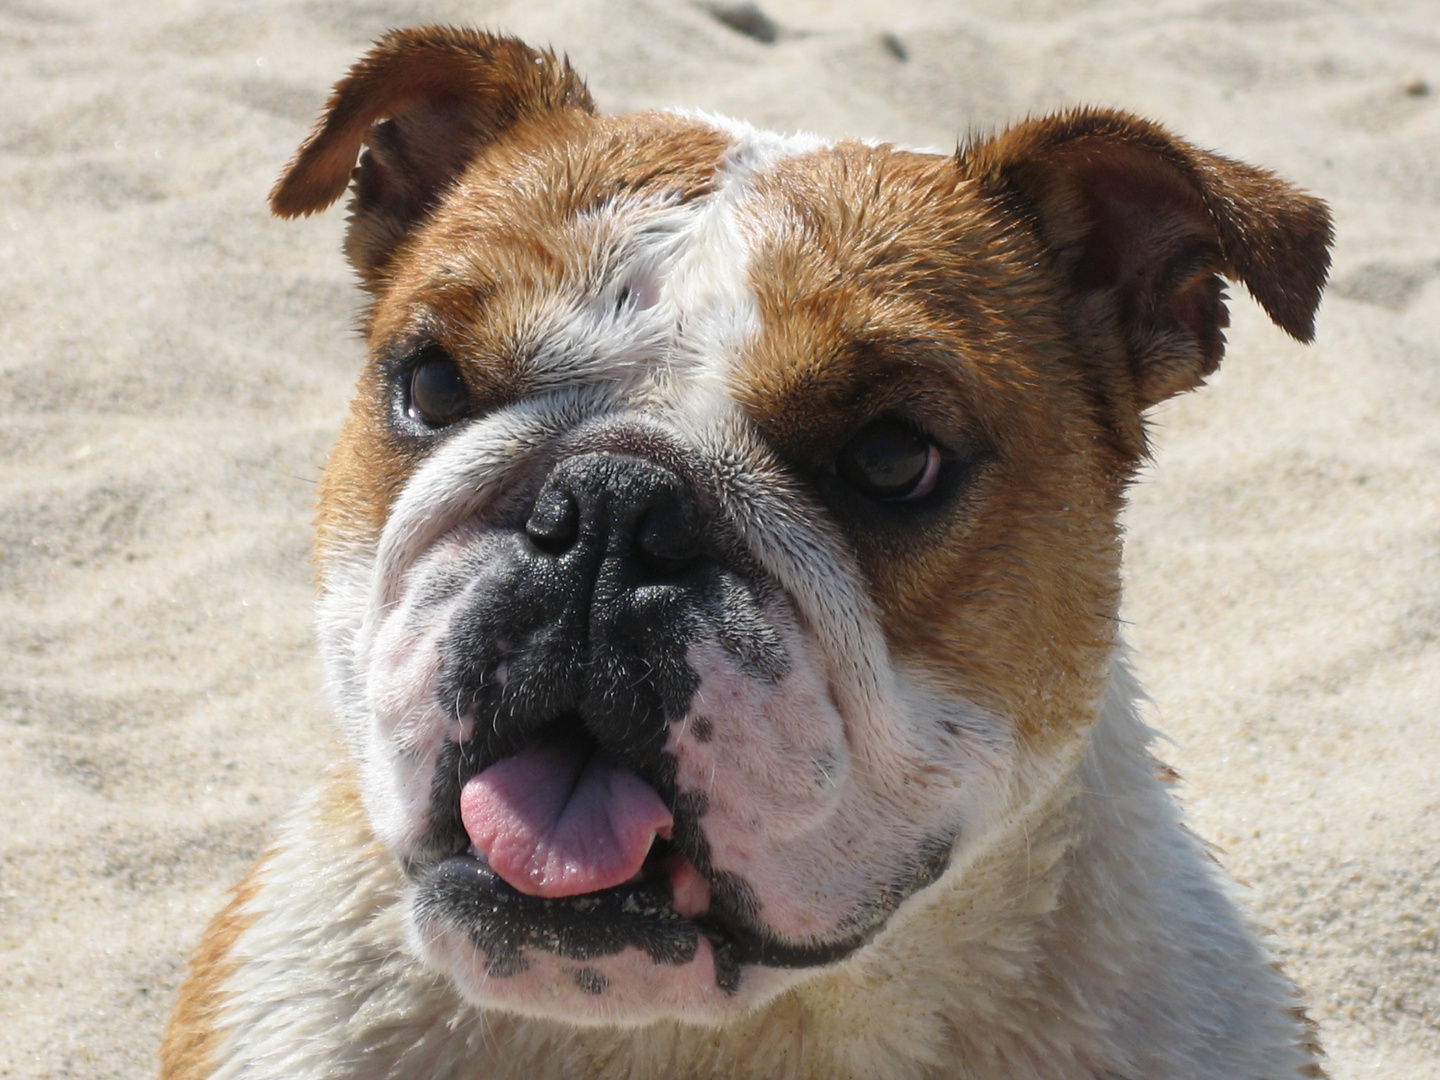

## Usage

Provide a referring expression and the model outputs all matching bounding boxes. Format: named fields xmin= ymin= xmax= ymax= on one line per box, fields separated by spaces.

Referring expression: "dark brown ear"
xmin=270 ymin=27 xmax=594 ymax=284
xmin=960 ymin=108 xmax=1332 ymax=409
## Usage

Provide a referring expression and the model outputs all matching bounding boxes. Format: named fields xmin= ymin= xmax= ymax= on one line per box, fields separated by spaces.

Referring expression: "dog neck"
xmin=205 ymin=658 xmax=1316 ymax=1080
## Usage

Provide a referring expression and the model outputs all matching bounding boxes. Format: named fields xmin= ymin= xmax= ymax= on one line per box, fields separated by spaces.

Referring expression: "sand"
xmin=1 ymin=1 xmax=1436 ymax=1076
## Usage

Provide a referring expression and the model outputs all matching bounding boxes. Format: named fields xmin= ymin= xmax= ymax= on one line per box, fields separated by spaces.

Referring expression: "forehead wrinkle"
xmin=429 ymin=195 xmax=706 ymax=405
xmin=496 ymin=118 xmax=848 ymax=409
xmin=387 ymin=112 xmax=745 ymax=405
xmin=414 ymin=116 xmax=846 ymax=417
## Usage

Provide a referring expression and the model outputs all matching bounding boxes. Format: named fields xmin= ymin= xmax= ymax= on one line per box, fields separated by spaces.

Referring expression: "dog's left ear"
xmin=961 ymin=109 xmax=1332 ymax=409
xmin=270 ymin=27 xmax=594 ymax=285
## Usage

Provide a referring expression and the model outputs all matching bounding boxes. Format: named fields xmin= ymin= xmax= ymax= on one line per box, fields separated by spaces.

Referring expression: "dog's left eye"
xmin=406 ymin=347 xmax=470 ymax=428
xmin=835 ymin=419 xmax=942 ymax=501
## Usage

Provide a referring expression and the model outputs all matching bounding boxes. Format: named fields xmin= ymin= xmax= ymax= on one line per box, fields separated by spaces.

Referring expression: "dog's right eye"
xmin=835 ymin=419 xmax=942 ymax=502
xmin=406 ymin=347 xmax=470 ymax=428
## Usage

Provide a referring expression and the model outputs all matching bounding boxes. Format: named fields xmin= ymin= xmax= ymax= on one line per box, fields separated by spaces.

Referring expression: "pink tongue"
xmin=459 ymin=741 xmax=674 ymax=898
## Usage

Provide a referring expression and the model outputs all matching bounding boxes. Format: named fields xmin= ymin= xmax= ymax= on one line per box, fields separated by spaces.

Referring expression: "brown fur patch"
xmin=159 ymin=850 xmax=273 ymax=1080
xmin=160 ymin=771 xmax=374 ymax=1080
xmin=731 ymin=144 xmax=1126 ymax=744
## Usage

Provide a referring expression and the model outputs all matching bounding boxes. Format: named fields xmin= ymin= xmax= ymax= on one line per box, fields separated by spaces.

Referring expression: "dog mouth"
xmin=417 ymin=719 xmax=746 ymax=992
xmin=456 ymin=730 xmax=710 ymax=914
xmin=414 ymin=714 xmax=954 ymax=998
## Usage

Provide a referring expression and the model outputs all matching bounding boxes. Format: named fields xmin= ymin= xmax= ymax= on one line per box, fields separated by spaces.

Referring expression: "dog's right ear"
xmin=960 ymin=109 xmax=1331 ymax=418
xmin=270 ymin=27 xmax=594 ymax=286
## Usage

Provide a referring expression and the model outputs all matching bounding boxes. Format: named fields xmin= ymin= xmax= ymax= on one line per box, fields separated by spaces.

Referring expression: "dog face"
xmin=273 ymin=29 xmax=1329 ymax=1025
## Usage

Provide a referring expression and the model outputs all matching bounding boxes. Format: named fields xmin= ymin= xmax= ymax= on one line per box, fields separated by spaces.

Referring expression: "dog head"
xmin=273 ymin=28 xmax=1330 ymax=1025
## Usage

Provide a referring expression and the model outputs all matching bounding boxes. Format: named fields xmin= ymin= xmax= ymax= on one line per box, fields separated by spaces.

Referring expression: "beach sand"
xmin=1 ymin=1 xmax=1436 ymax=1076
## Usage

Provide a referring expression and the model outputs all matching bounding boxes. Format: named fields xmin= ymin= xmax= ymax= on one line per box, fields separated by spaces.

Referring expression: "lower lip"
xmin=430 ymin=851 xmax=719 ymax=955
xmin=418 ymin=852 xmax=745 ymax=1000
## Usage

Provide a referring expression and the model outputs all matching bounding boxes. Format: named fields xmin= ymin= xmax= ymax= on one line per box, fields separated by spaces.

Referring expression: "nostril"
xmin=526 ymin=487 xmax=579 ymax=555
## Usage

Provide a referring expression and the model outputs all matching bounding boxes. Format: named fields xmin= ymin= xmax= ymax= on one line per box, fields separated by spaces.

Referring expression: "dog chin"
xmin=410 ymin=882 xmax=804 ymax=1024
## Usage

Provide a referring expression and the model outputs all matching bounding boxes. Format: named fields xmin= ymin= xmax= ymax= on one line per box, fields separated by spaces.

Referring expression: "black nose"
xmin=524 ymin=453 xmax=703 ymax=582
xmin=435 ymin=452 xmax=714 ymax=784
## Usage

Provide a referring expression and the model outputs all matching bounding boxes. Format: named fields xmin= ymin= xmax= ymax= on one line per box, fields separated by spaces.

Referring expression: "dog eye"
xmin=406 ymin=347 xmax=470 ymax=428
xmin=835 ymin=419 xmax=941 ymax=501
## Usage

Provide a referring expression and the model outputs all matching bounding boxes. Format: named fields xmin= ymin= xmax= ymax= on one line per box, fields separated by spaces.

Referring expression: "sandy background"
xmin=1 ymin=0 xmax=1436 ymax=1076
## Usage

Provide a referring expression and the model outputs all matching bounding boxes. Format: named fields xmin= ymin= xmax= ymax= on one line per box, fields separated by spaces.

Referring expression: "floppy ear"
xmin=961 ymin=109 xmax=1332 ymax=409
xmin=270 ymin=27 xmax=594 ymax=286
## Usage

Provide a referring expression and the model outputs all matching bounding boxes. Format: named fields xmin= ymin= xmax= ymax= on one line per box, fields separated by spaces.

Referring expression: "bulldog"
xmin=161 ymin=27 xmax=1333 ymax=1080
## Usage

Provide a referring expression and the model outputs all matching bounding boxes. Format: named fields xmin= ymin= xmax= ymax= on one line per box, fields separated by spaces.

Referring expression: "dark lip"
xmin=416 ymin=851 xmax=744 ymax=992
xmin=414 ymin=845 xmax=936 ymax=981
xmin=415 ymin=850 xmax=894 ymax=989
